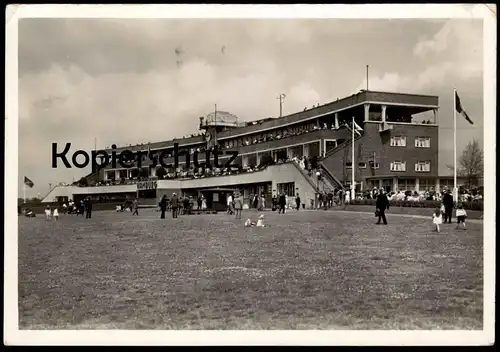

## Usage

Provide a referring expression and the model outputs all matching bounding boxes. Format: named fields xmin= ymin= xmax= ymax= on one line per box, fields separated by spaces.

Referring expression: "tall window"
xmin=390 ymin=136 xmax=407 ymax=147
xmin=415 ymin=161 xmax=431 ymax=172
xmin=390 ymin=161 xmax=406 ymax=172
xmin=415 ymin=137 xmax=431 ymax=148
xmin=277 ymin=182 xmax=295 ymax=197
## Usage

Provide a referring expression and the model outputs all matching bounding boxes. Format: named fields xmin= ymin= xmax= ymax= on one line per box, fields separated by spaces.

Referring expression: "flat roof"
xmin=106 ymin=90 xmax=439 ymax=153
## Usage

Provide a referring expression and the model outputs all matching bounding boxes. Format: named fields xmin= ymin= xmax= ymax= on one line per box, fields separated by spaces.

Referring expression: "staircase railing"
xmin=291 ymin=160 xmax=321 ymax=192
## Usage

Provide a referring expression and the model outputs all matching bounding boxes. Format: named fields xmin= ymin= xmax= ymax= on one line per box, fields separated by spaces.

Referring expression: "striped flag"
xmin=455 ymin=91 xmax=474 ymax=125
xmin=24 ymin=176 xmax=34 ymax=188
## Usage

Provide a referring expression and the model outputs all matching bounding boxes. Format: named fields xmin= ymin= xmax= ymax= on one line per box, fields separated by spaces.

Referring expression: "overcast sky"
xmin=18 ymin=18 xmax=483 ymax=198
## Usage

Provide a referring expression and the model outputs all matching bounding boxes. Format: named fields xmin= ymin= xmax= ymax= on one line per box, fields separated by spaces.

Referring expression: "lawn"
xmin=18 ymin=209 xmax=483 ymax=330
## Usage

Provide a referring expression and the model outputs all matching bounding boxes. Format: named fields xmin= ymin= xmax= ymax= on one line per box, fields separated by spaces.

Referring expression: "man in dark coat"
xmin=171 ymin=193 xmax=179 ymax=218
xmin=159 ymin=195 xmax=167 ymax=219
xmin=278 ymin=192 xmax=287 ymax=214
xmin=295 ymin=194 xmax=301 ymax=211
xmin=442 ymin=190 xmax=454 ymax=223
xmin=85 ymin=197 xmax=92 ymax=219
xmin=375 ymin=189 xmax=390 ymax=225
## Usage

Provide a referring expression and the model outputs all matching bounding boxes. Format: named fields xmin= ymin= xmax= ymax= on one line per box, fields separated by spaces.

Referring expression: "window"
xmin=419 ymin=179 xmax=434 ymax=192
xmin=277 ymin=182 xmax=295 ymax=197
xmin=369 ymin=161 xmax=380 ymax=169
xmin=358 ymin=162 xmax=367 ymax=169
xmin=415 ymin=161 xmax=431 ymax=172
xmin=390 ymin=136 xmax=407 ymax=147
xmin=390 ymin=161 xmax=406 ymax=172
xmin=415 ymin=137 xmax=431 ymax=148
xmin=399 ymin=179 xmax=416 ymax=192
xmin=345 ymin=162 xmax=352 ymax=169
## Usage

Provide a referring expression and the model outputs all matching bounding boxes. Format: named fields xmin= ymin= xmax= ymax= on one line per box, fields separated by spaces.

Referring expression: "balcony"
xmin=229 ymin=128 xmax=351 ymax=156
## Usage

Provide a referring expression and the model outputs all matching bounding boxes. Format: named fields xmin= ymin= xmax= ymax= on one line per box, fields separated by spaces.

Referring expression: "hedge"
xmin=350 ymin=199 xmax=483 ymax=211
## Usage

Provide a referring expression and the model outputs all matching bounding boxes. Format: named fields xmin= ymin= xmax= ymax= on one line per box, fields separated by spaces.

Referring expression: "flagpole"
xmin=453 ymin=88 xmax=457 ymax=202
xmin=352 ymin=116 xmax=355 ymax=200
xmin=214 ymin=104 xmax=218 ymax=148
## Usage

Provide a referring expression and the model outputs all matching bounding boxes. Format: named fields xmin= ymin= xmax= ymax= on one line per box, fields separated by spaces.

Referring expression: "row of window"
xmin=390 ymin=136 xmax=431 ymax=148
xmin=390 ymin=161 xmax=431 ymax=172
xmin=345 ymin=162 xmax=379 ymax=169
xmin=345 ymin=161 xmax=431 ymax=172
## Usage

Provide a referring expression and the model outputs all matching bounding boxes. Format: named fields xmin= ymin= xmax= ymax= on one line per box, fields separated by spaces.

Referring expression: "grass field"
xmin=18 ymin=209 xmax=483 ymax=330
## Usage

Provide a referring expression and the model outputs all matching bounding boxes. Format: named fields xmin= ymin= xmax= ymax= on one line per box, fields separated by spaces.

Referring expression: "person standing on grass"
xmin=45 ymin=205 xmax=52 ymax=220
xmin=432 ymin=207 xmax=443 ymax=232
xmin=159 ymin=195 xmax=167 ymax=219
xmin=171 ymin=192 xmax=179 ymax=218
xmin=375 ymin=189 xmax=390 ymax=225
xmin=295 ymin=193 xmax=301 ymax=211
xmin=455 ymin=204 xmax=468 ymax=230
xmin=278 ymin=192 xmax=287 ymax=214
xmin=227 ymin=193 xmax=234 ymax=215
xmin=197 ymin=195 xmax=202 ymax=210
xmin=201 ymin=195 xmax=207 ymax=211
xmin=234 ymin=191 xmax=243 ymax=220
xmin=442 ymin=190 xmax=454 ymax=224
xmin=85 ymin=197 xmax=93 ymax=219
xmin=132 ymin=198 xmax=139 ymax=216
xmin=52 ymin=207 xmax=59 ymax=221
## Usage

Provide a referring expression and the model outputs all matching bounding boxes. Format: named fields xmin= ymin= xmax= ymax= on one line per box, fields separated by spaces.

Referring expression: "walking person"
xmin=375 ymin=189 xmax=390 ymax=225
xmin=159 ymin=195 xmax=167 ymax=219
xmin=85 ymin=197 xmax=93 ymax=219
xmin=442 ymin=189 xmax=454 ymax=223
xmin=171 ymin=192 xmax=179 ymax=218
xmin=132 ymin=198 xmax=139 ymax=216
xmin=278 ymin=192 xmax=287 ymax=214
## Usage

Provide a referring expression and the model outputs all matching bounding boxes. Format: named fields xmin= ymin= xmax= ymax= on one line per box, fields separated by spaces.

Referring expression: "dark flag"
xmin=24 ymin=176 xmax=34 ymax=188
xmin=455 ymin=91 xmax=474 ymax=125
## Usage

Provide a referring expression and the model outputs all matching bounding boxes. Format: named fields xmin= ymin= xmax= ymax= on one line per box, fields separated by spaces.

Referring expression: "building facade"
xmin=44 ymin=90 xmax=457 ymax=206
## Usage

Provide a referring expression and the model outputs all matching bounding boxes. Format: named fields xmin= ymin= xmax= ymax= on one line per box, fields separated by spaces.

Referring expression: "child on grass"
xmin=52 ymin=208 xmax=59 ymax=221
xmin=432 ymin=207 xmax=443 ymax=232
xmin=45 ymin=206 xmax=52 ymax=220
xmin=456 ymin=205 xmax=468 ymax=230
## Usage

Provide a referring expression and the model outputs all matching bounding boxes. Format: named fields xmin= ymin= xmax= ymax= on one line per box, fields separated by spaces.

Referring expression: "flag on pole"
xmin=455 ymin=91 xmax=474 ymax=125
xmin=24 ymin=176 xmax=34 ymax=188
xmin=353 ymin=121 xmax=364 ymax=136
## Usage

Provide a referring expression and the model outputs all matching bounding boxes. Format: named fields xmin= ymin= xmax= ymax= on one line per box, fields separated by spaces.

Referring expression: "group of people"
xmin=373 ymin=188 xmax=470 ymax=231
xmin=431 ymin=190 xmax=469 ymax=232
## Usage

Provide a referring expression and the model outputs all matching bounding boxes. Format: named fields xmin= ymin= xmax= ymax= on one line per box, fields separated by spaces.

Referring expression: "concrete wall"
xmin=270 ymin=163 xmax=317 ymax=208
xmin=41 ymin=186 xmax=78 ymax=203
